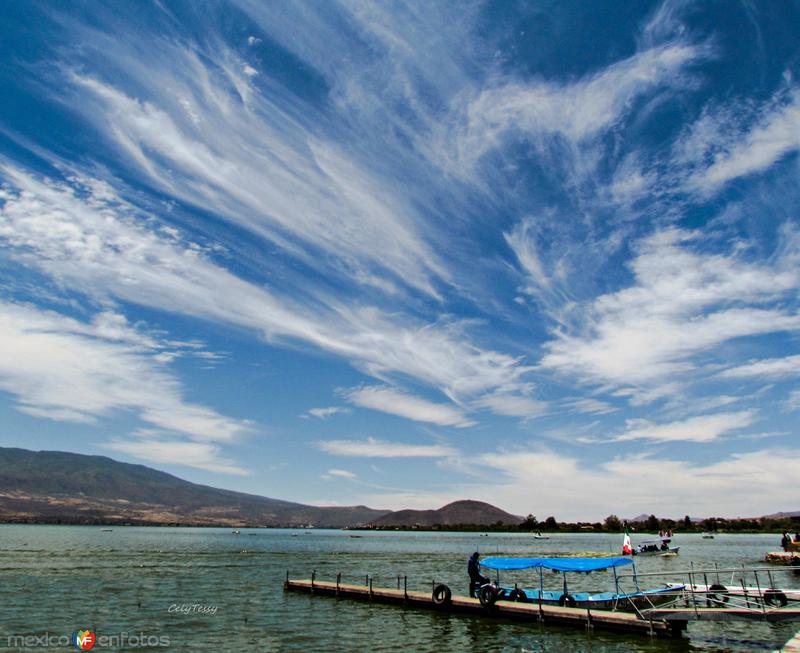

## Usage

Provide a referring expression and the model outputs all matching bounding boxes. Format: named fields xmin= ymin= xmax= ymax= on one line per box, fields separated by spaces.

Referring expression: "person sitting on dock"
xmin=468 ymin=552 xmax=490 ymax=598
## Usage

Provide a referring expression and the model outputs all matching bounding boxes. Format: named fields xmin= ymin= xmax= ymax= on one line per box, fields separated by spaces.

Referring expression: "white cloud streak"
xmin=445 ymin=43 xmax=701 ymax=173
xmin=0 ymin=301 xmax=248 ymax=441
xmin=785 ymin=389 xmax=800 ymax=412
xmin=345 ymin=385 xmax=475 ymax=427
xmin=306 ymin=406 xmax=350 ymax=420
xmin=316 ymin=437 xmax=457 ymax=458
xmin=323 ymin=468 xmax=357 ymax=480
xmin=105 ymin=437 xmax=249 ymax=475
xmin=61 ymin=38 xmax=448 ymax=298
xmin=0 ymin=166 xmax=532 ymax=408
xmin=472 ymin=391 xmax=548 ymax=419
xmin=686 ymin=89 xmax=800 ymax=195
xmin=540 ymin=228 xmax=800 ymax=400
xmin=612 ymin=411 xmax=756 ymax=443
xmin=565 ymin=398 xmax=618 ymax=416
xmin=720 ymin=355 xmax=800 ymax=379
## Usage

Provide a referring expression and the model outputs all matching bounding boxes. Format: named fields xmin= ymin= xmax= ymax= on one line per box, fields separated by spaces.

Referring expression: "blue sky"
xmin=1 ymin=1 xmax=799 ymax=520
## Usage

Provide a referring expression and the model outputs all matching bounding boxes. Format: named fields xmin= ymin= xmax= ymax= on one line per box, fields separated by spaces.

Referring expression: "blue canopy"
xmin=479 ymin=556 xmax=633 ymax=572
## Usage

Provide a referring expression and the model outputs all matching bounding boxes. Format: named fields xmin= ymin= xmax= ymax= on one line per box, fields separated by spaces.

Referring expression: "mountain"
xmin=626 ymin=514 xmax=652 ymax=523
xmin=0 ymin=447 xmax=389 ymax=527
xmin=368 ymin=500 xmax=522 ymax=528
xmin=762 ymin=511 xmax=800 ymax=519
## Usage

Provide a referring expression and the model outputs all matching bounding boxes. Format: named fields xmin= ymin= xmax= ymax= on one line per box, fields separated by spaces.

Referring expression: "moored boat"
xmin=479 ymin=556 xmax=682 ymax=610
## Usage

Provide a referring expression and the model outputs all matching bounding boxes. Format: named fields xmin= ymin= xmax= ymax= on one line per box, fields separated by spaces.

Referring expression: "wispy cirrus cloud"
xmin=105 ymin=437 xmax=249 ymax=475
xmin=682 ymin=88 xmax=800 ymax=195
xmin=786 ymin=389 xmax=800 ymax=412
xmin=0 ymin=165 xmax=532 ymax=408
xmin=304 ymin=406 xmax=351 ymax=420
xmin=540 ymin=228 xmax=800 ymax=401
xmin=611 ymin=410 xmax=756 ymax=443
xmin=345 ymin=385 xmax=475 ymax=427
xmin=442 ymin=42 xmax=703 ymax=174
xmin=316 ymin=437 xmax=457 ymax=458
xmin=51 ymin=9 xmax=450 ymax=299
xmin=0 ymin=300 xmax=249 ymax=442
xmin=563 ymin=398 xmax=618 ymax=416
xmin=504 ymin=217 xmax=561 ymax=305
xmin=472 ymin=390 xmax=548 ymax=419
xmin=720 ymin=355 xmax=800 ymax=379
xmin=322 ymin=468 xmax=357 ymax=480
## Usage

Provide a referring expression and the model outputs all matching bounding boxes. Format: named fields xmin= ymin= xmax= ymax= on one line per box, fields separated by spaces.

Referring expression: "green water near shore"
xmin=0 ymin=526 xmax=796 ymax=651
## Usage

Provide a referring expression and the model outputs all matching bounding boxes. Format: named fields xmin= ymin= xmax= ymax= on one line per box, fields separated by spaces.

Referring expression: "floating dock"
xmin=283 ymin=577 xmax=686 ymax=638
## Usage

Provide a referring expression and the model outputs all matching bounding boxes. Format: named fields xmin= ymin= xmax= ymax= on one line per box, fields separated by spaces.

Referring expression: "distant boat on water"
xmin=622 ymin=529 xmax=679 ymax=556
xmin=702 ymin=533 xmax=715 ymax=539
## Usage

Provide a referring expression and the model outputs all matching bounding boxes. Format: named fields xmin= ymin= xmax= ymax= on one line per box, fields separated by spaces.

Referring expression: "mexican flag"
xmin=622 ymin=527 xmax=633 ymax=555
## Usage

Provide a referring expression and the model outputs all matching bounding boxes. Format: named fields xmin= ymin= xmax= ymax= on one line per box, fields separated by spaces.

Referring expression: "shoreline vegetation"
xmin=354 ymin=512 xmax=800 ymax=534
xmin=1 ymin=512 xmax=798 ymax=534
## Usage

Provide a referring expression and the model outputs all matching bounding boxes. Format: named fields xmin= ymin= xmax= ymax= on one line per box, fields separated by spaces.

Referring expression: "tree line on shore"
xmin=364 ymin=513 xmax=800 ymax=534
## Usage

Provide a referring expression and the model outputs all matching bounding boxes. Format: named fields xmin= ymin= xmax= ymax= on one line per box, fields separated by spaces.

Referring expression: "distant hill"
xmin=0 ymin=447 xmax=388 ymax=527
xmin=368 ymin=500 xmax=522 ymax=528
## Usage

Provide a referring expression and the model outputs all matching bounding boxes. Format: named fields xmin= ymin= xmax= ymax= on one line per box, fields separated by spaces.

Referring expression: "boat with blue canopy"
xmin=478 ymin=556 xmax=682 ymax=610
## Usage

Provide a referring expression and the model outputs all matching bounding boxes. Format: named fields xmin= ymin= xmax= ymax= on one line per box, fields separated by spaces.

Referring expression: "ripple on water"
xmin=0 ymin=527 xmax=792 ymax=652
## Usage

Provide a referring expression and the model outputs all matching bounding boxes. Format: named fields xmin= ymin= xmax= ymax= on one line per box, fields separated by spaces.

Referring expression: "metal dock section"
xmin=283 ymin=577 xmax=685 ymax=638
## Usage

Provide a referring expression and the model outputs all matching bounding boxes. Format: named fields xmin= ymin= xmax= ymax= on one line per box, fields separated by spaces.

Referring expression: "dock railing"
xmin=614 ymin=563 xmax=800 ymax=621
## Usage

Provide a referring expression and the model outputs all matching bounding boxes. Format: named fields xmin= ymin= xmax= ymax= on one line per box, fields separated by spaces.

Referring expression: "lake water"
xmin=0 ymin=527 xmax=796 ymax=651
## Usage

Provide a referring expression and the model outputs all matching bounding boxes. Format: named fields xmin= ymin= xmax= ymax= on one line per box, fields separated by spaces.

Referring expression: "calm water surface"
xmin=0 ymin=527 xmax=796 ymax=651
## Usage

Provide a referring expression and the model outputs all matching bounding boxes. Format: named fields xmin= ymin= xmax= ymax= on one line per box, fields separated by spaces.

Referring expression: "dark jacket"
xmin=468 ymin=555 xmax=481 ymax=580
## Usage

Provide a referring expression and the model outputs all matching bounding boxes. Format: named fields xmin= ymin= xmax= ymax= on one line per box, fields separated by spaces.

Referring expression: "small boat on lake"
xmin=478 ymin=556 xmax=681 ymax=610
xmin=533 ymin=532 xmax=550 ymax=540
xmin=633 ymin=537 xmax=679 ymax=556
xmin=702 ymin=533 xmax=715 ymax=539
xmin=622 ymin=529 xmax=678 ymax=556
